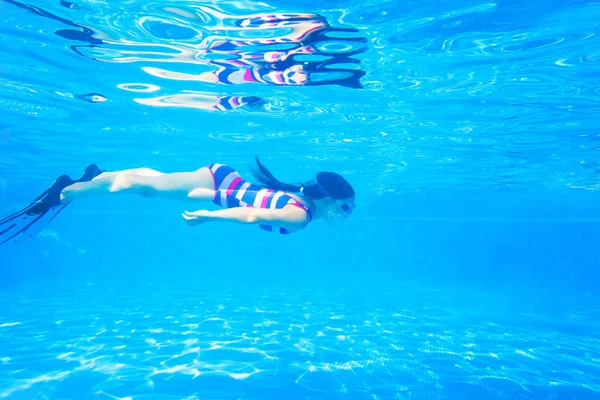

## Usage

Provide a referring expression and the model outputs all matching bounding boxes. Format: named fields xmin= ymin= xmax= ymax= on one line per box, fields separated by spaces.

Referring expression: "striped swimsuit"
xmin=207 ymin=164 xmax=313 ymax=234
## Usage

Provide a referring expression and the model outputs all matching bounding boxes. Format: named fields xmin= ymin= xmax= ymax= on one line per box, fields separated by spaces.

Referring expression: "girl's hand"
xmin=182 ymin=210 xmax=212 ymax=226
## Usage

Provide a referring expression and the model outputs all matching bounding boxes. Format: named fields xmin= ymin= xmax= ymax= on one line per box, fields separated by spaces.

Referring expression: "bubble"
xmin=76 ymin=93 xmax=107 ymax=103
xmin=117 ymin=83 xmax=161 ymax=93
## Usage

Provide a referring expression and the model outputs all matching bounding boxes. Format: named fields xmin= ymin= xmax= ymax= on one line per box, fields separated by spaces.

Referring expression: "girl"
xmin=0 ymin=157 xmax=356 ymax=244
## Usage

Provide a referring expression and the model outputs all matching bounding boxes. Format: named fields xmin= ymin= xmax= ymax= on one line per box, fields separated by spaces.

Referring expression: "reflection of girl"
xmin=134 ymin=93 xmax=265 ymax=111
xmin=6 ymin=0 xmax=368 ymax=89
xmin=0 ymin=158 xmax=356 ymax=244
xmin=175 ymin=38 xmax=366 ymax=88
xmin=194 ymin=64 xmax=309 ymax=86
xmin=192 ymin=17 xmax=368 ymax=88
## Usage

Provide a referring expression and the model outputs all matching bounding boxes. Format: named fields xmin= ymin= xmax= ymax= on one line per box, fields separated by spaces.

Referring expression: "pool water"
xmin=1 ymin=0 xmax=600 ymax=398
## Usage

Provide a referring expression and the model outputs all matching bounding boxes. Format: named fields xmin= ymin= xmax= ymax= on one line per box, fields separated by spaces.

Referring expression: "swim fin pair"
xmin=0 ymin=164 xmax=104 ymax=246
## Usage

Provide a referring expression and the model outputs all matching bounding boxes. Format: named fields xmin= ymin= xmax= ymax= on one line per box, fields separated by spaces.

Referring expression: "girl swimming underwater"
xmin=0 ymin=157 xmax=356 ymax=244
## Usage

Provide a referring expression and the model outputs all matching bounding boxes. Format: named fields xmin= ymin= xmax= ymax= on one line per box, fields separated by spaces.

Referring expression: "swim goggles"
xmin=301 ymin=184 xmax=356 ymax=216
xmin=341 ymin=202 xmax=356 ymax=216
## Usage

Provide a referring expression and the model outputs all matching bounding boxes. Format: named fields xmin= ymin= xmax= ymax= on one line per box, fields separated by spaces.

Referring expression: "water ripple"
xmin=1 ymin=0 xmax=600 ymax=192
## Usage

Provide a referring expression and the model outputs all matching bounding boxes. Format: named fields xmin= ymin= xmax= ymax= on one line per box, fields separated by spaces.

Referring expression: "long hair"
xmin=249 ymin=156 xmax=354 ymax=200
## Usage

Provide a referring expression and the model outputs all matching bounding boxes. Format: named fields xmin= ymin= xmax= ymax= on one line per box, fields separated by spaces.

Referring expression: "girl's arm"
xmin=182 ymin=205 xmax=309 ymax=230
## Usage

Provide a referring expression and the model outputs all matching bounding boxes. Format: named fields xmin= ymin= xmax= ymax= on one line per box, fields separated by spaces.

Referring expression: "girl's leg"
xmin=92 ymin=168 xmax=165 ymax=179
xmin=61 ymin=167 xmax=216 ymax=202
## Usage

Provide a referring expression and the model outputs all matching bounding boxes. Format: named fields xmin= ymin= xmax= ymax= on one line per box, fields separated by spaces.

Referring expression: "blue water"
xmin=1 ymin=0 xmax=600 ymax=398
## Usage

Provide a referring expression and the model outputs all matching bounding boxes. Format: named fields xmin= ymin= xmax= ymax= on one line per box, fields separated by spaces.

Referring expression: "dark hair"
xmin=249 ymin=156 xmax=355 ymax=200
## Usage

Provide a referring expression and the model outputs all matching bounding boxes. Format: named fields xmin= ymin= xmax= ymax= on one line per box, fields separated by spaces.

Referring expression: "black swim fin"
xmin=0 ymin=164 xmax=103 ymax=246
